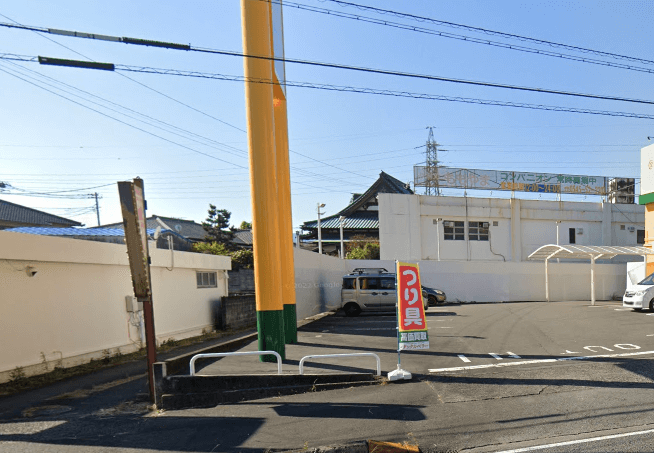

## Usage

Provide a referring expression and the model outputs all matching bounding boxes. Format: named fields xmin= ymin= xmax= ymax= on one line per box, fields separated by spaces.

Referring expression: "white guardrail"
xmin=299 ymin=353 xmax=381 ymax=376
xmin=189 ymin=351 xmax=283 ymax=376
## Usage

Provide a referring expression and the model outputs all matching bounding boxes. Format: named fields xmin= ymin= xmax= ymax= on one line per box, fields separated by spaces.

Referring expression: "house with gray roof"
xmin=4 ymin=226 xmax=192 ymax=250
xmin=0 ymin=199 xmax=82 ymax=229
xmin=300 ymin=171 xmax=413 ymax=255
xmin=95 ymin=215 xmax=206 ymax=242
xmin=94 ymin=215 xmax=253 ymax=249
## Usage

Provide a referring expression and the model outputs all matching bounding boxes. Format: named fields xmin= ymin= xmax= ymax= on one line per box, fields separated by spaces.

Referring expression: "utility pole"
xmin=317 ymin=203 xmax=325 ymax=255
xmin=425 ymin=127 xmax=440 ymax=196
xmin=94 ymin=192 xmax=100 ymax=226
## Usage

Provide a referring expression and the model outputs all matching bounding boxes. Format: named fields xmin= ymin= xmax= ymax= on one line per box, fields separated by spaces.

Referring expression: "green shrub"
xmin=231 ymin=249 xmax=254 ymax=269
xmin=192 ymin=241 xmax=231 ymax=256
xmin=346 ymin=242 xmax=380 ymax=260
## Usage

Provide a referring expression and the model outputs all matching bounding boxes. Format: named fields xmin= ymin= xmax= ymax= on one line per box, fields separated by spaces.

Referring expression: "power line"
xmin=111 ymin=64 xmax=654 ymax=121
xmin=4 ymin=20 xmax=654 ymax=104
xmin=0 ymin=64 xmax=250 ymax=170
xmin=6 ymin=53 xmax=654 ymax=121
xmin=0 ymin=15 xmax=371 ymax=186
xmin=118 ymin=60 xmax=654 ymax=107
xmin=317 ymin=0 xmax=654 ymax=67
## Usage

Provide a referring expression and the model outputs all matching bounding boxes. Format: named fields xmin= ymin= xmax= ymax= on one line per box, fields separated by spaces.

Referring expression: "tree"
xmin=345 ymin=235 xmax=380 ymax=260
xmin=202 ymin=204 xmax=234 ymax=246
xmin=192 ymin=241 xmax=231 ymax=256
xmin=239 ymin=221 xmax=252 ymax=230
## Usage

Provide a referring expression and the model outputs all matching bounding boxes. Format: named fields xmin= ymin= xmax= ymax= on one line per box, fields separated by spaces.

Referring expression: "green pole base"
xmin=283 ymin=303 xmax=298 ymax=344
xmin=257 ymin=310 xmax=285 ymax=362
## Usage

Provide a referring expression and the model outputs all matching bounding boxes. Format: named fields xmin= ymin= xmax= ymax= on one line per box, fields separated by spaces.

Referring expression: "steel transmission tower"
xmin=425 ymin=127 xmax=440 ymax=196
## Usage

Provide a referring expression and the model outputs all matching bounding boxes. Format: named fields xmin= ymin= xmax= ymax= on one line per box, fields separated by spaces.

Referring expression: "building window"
xmin=569 ymin=228 xmax=576 ymax=244
xmin=468 ymin=221 xmax=489 ymax=241
xmin=443 ymin=221 xmax=464 ymax=240
xmin=637 ymin=230 xmax=645 ymax=245
xmin=197 ymin=271 xmax=217 ymax=288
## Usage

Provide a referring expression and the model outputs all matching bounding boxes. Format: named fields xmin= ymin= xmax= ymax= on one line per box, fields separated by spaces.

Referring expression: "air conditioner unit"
xmin=443 ymin=221 xmax=454 ymax=227
xmin=577 ymin=228 xmax=583 ymax=235
xmin=628 ymin=226 xmax=636 ymax=233
xmin=482 ymin=222 xmax=489 ymax=228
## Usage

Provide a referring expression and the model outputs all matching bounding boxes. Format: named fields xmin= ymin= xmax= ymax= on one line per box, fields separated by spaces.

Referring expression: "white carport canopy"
xmin=527 ymin=245 xmax=654 ymax=305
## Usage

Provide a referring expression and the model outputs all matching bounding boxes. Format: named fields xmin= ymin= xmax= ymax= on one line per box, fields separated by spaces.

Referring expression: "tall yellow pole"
xmin=273 ymin=82 xmax=298 ymax=343
xmin=241 ymin=0 xmax=285 ymax=361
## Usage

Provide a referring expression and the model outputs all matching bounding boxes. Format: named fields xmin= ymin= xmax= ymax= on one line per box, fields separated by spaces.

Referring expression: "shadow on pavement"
xmin=269 ymin=402 xmax=426 ymax=420
xmin=0 ymin=415 xmax=265 ymax=452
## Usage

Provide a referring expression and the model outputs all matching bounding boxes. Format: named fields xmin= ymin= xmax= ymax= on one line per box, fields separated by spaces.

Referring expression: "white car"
xmin=623 ymin=273 xmax=654 ymax=311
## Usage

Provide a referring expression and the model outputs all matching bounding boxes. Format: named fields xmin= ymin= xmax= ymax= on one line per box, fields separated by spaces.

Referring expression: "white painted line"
xmin=647 ymin=313 xmax=654 ymax=316
xmin=428 ymin=350 xmax=654 ymax=373
xmin=434 ymin=327 xmax=453 ymax=329
xmin=507 ymin=352 xmax=521 ymax=359
xmin=647 ymin=334 xmax=654 ymax=337
xmin=489 ymin=353 xmax=503 ymax=360
xmin=492 ymin=427 xmax=654 ymax=453
xmin=615 ymin=308 xmax=633 ymax=311
xmin=458 ymin=355 xmax=471 ymax=363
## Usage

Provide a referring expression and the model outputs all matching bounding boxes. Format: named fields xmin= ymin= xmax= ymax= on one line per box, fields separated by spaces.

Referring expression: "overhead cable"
xmin=0 ymin=16 xmax=368 ymax=182
xmin=5 ymin=53 xmax=654 ymax=119
xmin=274 ymin=1 xmax=654 ymax=75
xmin=318 ymin=0 xmax=654 ymax=67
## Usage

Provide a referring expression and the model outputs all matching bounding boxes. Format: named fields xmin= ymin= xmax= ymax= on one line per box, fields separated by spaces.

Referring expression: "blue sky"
xmin=0 ymin=0 xmax=652 ymax=230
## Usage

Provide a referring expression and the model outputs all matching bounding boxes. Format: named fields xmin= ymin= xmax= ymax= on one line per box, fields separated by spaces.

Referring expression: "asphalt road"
xmin=1 ymin=301 xmax=654 ymax=452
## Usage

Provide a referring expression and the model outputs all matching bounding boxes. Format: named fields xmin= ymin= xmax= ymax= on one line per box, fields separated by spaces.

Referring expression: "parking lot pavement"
xmin=197 ymin=300 xmax=654 ymax=380
xmin=3 ymin=301 xmax=654 ymax=453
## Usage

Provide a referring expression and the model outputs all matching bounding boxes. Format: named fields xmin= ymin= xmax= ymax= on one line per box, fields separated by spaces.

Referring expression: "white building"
xmin=380 ymin=194 xmax=644 ymax=262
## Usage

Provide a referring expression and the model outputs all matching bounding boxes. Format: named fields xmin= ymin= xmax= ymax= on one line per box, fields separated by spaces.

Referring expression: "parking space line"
xmin=489 ymin=353 xmax=503 ymax=360
xmin=458 ymin=355 xmax=471 ymax=363
xmin=507 ymin=352 xmax=521 ymax=359
xmin=429 ymin=350 xmax=654 ymax=373
xmin=492 ymin=427 xmax=654 ymax=453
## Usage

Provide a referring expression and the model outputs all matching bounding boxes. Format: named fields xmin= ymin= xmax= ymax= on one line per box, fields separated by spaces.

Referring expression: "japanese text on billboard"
xmin=396 ymin=261 xmax=429 ymax=351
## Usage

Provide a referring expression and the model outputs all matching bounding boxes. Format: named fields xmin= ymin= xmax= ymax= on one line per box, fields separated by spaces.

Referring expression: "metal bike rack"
xmin=299 ymin=353 xmax=381 ymax=376
xmin=189 ymin=351 xmax=283 ymax=376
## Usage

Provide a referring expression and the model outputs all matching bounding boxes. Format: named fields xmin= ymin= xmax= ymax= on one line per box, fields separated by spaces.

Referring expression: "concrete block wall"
xmin=0 ymin=231 xmax=230 ymax=383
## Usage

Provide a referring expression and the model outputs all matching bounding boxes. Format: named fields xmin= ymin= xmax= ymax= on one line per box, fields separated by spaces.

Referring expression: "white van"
xmin=341 ymin=268 xmax=428 ymax=317
xmin=623 ymin=273 xmax=654 ymax=311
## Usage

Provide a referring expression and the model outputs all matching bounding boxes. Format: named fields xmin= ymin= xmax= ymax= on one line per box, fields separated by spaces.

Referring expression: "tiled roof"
xmin=96 ymin=215 xmax=207 ymax=241
xmin=337 ymin=171 xmax=412 ymax=217
xmin=301 ymin=171 xmax=411 ymax=230
xmin=0 ymin=199 xmax=82 ymax=227
xmin=302 ymin=211 xmax=379 ymax=230
xmin=233 ymin=229 xmax=253 ymax=246
xmin=5 ymin=227 xmax=164 ymax=237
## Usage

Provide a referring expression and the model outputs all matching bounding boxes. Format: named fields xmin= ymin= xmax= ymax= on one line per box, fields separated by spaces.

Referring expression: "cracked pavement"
xmin=2 ymin=301 xmax=654 ymax=452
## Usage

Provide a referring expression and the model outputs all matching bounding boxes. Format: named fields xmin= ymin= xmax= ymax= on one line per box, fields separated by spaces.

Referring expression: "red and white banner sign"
xmin=396 ymin=261 xmax=429 ymax=350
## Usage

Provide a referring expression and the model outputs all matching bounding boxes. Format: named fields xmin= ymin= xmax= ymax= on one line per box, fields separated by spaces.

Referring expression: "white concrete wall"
xmin=0 ymin=231 xmax=230 ymax=382
xmin=380 ymin=193 xmax=644 ymax=262
xmin=293 ymin=248 xmax=348 ymax=319
xmin=292 ymin=249 xmax=628 ymax=316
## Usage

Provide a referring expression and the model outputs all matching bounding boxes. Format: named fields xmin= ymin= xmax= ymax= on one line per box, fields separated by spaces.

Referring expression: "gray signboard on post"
xmin=118 ymin=178 xmax=151 ymax=299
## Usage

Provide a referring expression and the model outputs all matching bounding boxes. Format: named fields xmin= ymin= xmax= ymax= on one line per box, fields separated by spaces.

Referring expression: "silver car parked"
xmin=341 ymin=267 xmax=428 ymax=317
